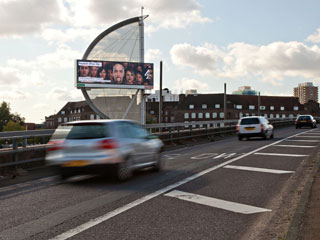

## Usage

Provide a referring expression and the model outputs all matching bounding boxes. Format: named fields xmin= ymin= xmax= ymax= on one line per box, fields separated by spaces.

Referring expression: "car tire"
xmin=116 ymin=157 xmax=132 ymax=181
xmin=238 ymin=136 xmax=242 ymax=141
xmin=60 ymin=168 xmax=73 ymax=180
xmin=152 ymin=152 xmax=163 ymax=172
xmin=270 ymin=133 xmax=274 ymax=139
xmin=295 ymin=126 xmax=298 ymax=129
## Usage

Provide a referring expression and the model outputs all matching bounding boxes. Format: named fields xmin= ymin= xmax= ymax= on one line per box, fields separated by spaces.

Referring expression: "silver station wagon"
xmin=46 ymin=119 xmax=164 ymax=181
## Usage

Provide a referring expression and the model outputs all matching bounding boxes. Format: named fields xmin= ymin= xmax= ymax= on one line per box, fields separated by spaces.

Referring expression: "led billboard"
xmin=75 ymin=60 xmax=154 ymax=89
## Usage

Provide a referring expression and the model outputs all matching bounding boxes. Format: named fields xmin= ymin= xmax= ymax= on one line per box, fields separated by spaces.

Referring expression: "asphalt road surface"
xmin=1 ymin=126 xmax=320 ymax=240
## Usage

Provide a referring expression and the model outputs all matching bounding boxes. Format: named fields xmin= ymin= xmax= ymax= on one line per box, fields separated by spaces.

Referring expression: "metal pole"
xmin=258 ymin=92 xmax=261 ymax=116
xmin=224 ymin=83 xmax=227 ymax=120
xmin=139 ymin=10 xmax=145 ymax=124
xmin=159 ymin=61 xmax=163 ymax=124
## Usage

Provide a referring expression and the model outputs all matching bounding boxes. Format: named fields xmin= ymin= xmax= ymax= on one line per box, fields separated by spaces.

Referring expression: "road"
xmin=0 ymin=127 xmax=319 ymax=240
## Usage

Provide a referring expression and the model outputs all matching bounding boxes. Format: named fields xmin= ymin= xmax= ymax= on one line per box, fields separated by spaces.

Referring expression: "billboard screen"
xmin=75 ymin=60 xmax=154 ymax=89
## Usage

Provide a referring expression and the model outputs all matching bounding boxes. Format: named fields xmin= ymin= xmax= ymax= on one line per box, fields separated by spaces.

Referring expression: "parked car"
xmin=46 ymin=119 xmax=164 ymax=181
xmin=295 ymin=115 xmax=317 ymax=129
xmin=236 ymin=116 xmax=274 ymax=141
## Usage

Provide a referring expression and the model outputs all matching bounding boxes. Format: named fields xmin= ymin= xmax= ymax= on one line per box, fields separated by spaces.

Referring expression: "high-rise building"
xmin=293 ymin=82 xmax=318 ymax=104
xmin=232 ymin=86 xmax=257 ymax=95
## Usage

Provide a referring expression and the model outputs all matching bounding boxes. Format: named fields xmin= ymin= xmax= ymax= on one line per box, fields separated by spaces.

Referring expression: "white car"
xmin=46 ymin=119 xmax=164 ymax=181
xmin=236 ymin=116 xmax=274 ymax=141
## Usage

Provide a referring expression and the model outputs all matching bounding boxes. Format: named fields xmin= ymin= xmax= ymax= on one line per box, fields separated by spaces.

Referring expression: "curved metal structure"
xmin=81 ymin=16 xmax=144 ymax=119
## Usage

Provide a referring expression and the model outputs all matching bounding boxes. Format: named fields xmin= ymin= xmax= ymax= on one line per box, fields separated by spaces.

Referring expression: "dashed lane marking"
xmin=254 ymin=153 xmax=309 ymax=157
xmin=224 ymin=165 xmax=294 ymax=174
xmin=164 ymin=190 xmax=271 ymax=214
xmin=284 ymin=139 xmax=320 ymax=142
xmin=274 ymin=145 xmax=316 ymax=148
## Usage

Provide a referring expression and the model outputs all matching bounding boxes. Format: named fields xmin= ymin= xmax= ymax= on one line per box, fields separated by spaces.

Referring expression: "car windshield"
xmin=51 ymin=123 xmax=109 ymax=140
xmin=298 ymin=116 xmax=311 ymax=121
xmin=240 ymin=118 xmax=260 ymax=125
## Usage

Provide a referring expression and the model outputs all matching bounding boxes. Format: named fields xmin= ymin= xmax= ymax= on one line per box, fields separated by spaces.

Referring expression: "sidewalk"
xmin=286 ymin=152 xmax=320 ymax=240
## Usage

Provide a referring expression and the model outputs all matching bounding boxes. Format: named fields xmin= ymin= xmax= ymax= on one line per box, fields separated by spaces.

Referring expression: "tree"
xmin=0 ymin=101 xmax=25 ymax=132
xmin=3 ymin=120 xmax=25 ymax=132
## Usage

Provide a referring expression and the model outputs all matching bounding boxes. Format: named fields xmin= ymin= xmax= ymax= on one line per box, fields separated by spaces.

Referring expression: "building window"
xmin=198 ymin=113 xmax=203 ymax=118
xmin=280 ymin=106 xmax=285 ymax=111
xmin=270 ymin=114 xmax=274 ymax=119
xmin=165 ymin=111 xmax=168 ymax=115
xmin=276 ymin=114 xmax=280 ymax=118
xmin=264 ymin=114 xmax=268 ymax=118
xmin=282 ymin=114 xmax=286 ymax=118
xmin=189 ymin=104 xmax=194 ymax=109
xmin=90 ymin=114 xmax=94 ymax=120
xmin=64 ymin=117 xmax=67 ymax=122
xmin=78 ymin=109 xmax=81 ymax=113
xmin=215 ymin=104 xmax=220 ymax=109
xmin=219 ymin=112 xmax=224 ymax=118
xmin=212 ymin=112 xmax=217 ymax=118
xmin=150 ymin=110 xmax=155 ymax=114
xmin=270 ymin=106 xmax=274 ymax=110
xmin=293 ymin=106 xmax=299 ymax=111
xmin=170 ymin=116 xmax=174 ymax=122
xmin=239 ymin=112 xmax=243 ymax=118
xmin=96 ymin=115 xmax=100 ymax=119
xmin=260 ymin=106 xmax=265 ymax=110
xmin=58 ymin=117 xmax=62 ymax=123
xmin=235 ymin=105 xmax=242 ymax=110
xmin=289 ymin=114 xmax=294 ymax=118
xmin=191 ymin=113 xmax=196 ymax=119
xmin=165 ymin=117 xmax=168 ymax=122
xmin=245 ymin=113 xmax=250 ymax=116
xmin=184 ymin=113 xmax=189 ymax=119
xmin=205 ymin=112 xmax=210 ymax=118
xmin=61 ymin=111 xmax=65 ymax=115
xmin=249 ymin=105 xmax=255 ymax=110
xmin=202 ymin=104 xmax=207 ymax=109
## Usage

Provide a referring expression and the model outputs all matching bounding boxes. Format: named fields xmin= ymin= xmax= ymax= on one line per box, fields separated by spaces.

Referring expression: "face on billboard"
xmin=76 ymin=60 xmax=154 ymax=89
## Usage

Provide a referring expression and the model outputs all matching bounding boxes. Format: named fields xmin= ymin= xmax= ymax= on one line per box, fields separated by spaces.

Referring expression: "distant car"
xmin=46 ymin=119 xmax=164 ymax=181
xmin=236 ymin=116 xmax=274 ymax=141
xmin=295 ymin=115 xmax=317 ymax=129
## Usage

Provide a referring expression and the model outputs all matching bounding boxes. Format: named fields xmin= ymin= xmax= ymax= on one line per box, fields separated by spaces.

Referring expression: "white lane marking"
xmin=254 ymin=153 xmax=309 ymax=157
xmin=293 ymin=136 xmax=320 ymax=138
xmin=163 ymin=154 xmax=181 ymax=159
xmin=164 ymin=190 xmax=271 ymax=214
xmin=285 ymin=139 xmax=320 ymax=142
xmin=213 ymin=153 xmax=237 ymax=159
xmin=274 ymin=145 xmax=316 ymax=148
xmin=50 ymin=130 xmax=309 ymax=240
xmin=191 ymin=153 xmax=218 ymax=159
xmin=224 ymin=165 xmax=294 ymax=174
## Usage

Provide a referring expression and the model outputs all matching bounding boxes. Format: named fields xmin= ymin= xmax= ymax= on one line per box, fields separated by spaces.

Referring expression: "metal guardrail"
xmin=0 ymin=118 xmax=296 ymax=169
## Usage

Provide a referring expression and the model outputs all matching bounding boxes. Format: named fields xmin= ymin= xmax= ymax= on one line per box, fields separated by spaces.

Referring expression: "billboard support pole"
xmin=122 ymin=89 xmax=139 ymax=119
xmin=139 ymin=10 xmax=145 ymax=124
xmin=159 ymin=61 xmax=163 ymax=124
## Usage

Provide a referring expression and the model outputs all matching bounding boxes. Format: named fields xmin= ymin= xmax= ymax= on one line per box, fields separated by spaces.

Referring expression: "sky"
xmin=1 ymin=0 xmax=320 ymax=123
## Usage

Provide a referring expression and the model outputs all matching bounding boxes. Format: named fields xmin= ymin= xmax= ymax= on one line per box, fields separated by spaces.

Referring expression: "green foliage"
xmin=0 ymin=101 xmax=25 ymax=132
xmin=3 ymin=120 xmax=25 ymax=132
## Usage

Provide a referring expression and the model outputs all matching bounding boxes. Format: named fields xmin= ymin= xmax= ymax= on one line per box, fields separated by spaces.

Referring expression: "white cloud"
xmin=306 ymin=28 xmax=320 ymax=43
xmin=0 ymin=0 xmax=62 ymax=37
xmin=145 ymin=49 xmax=162 ymax=62
xmin=170 ymin=41 xmax=320 ymax=85
xmin=0 ymin=67 xmax=22 ymax=85
xmin=174 ymin=78 xmax=209 ymax=92
xmin=47 ymin=87 xmax=83 ymax=102
xmin=0 ymin=89 xmax=28 ymax=100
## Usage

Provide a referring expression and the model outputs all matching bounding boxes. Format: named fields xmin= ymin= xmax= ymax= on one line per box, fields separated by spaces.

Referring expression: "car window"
xmin=64 ymin=123 xmax=108 ymax=139
xmin=298 ymin=116 xmax=311 ymax=121
xmin=115 ymin=122 xmax=149 ymax=139
xmin=240 ymin=118 xmax=260 ymax=125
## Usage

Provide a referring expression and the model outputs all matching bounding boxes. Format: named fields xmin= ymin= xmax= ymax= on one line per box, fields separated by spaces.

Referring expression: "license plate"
xmin=301 ymin=120 xmax=307 ymax=123
xmin=245 ymin=127 xmax=255 ymax=130
xmin=62 ymin=160 xmax=90 ymax=167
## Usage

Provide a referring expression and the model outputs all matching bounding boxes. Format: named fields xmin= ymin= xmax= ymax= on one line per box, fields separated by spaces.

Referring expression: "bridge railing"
xmin=0 ymin=118 xmax=296 ymax=170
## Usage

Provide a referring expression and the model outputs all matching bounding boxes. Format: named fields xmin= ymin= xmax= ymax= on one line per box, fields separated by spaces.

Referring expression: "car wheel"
xmin=238 ymin=136 xmax=242 ymax=141
xmin=295 ymin=125 xmax=298 ymax=129
xmin=263 ymin=134 xmax=267 ymax=140
xmin=270 ymin=133 xmax=274 ymax=139
xmin=60 ymin=168 xmax=73 ymax=180
xmin=116 ymin=157 xmax=132 ymax=181
xmin=152 ymin=152 xmax=164 ymax=172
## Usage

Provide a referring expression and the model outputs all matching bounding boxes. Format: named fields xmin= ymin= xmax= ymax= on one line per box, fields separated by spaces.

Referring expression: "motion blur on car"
xmin=236 ymin=116 xmax=274 ymax=141
xmin=295 ymin=115 xmax=317 ymax=129
xmin=45 ymin=119 xmax=164 ymax=181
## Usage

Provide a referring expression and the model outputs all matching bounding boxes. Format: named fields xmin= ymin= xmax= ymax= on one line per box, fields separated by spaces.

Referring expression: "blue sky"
xmin=0 ymin=0 xmax=320 ymax=123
